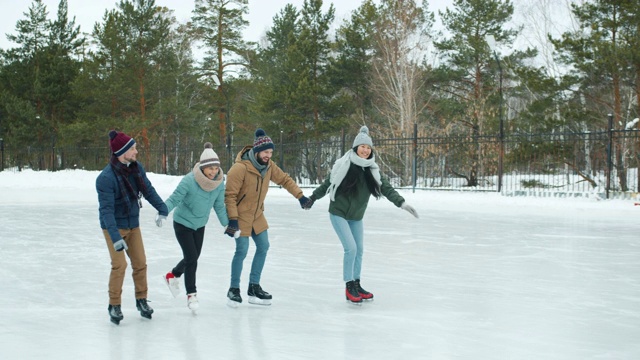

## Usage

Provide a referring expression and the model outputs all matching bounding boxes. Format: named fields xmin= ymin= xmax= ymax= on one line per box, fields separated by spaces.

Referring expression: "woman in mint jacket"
xmin=161 ymin=142 xmax=228 ymax=311
xmin=307 ymin=126 xmax=419 ymax=305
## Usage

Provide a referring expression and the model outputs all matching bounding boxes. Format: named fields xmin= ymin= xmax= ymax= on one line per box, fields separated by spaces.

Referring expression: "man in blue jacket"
xmin=96 ymin=130 xmax=168 ymax=325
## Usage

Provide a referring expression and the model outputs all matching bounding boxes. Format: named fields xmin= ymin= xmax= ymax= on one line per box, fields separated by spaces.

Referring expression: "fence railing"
xmin=2 ymin=127 xmax=639 ymax=199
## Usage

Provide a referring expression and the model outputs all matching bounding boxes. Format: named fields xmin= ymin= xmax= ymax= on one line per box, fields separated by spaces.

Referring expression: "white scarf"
xmin=193 ymin=163 xmax=224 ymax=192
xmin=327 ymin=150 xmax=381 ymax=201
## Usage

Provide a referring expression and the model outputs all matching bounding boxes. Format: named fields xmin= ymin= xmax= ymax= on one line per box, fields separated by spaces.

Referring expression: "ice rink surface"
xmin=1 ymin=170 xmax=638 ymax=359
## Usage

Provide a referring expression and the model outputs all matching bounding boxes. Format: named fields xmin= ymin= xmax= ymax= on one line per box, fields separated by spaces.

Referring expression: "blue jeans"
xmin=230 ymin=229 xmax=270 ymax=288
xmin=330 ymin=214 xmax=364 ymax=282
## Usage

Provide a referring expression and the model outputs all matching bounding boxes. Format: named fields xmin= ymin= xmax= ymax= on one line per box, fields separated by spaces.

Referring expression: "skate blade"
xmin=346 ymin=300 xmax=363 ymax=306
xmin=226 ymin=299 xmax=240 ymax=308
xmin=110 ymin=318 xmax=121 ymax=325
xmin=139 ymin=312 xmax=153 ymax=319
xmin=248 ymin=296 xmax=272 ymax=306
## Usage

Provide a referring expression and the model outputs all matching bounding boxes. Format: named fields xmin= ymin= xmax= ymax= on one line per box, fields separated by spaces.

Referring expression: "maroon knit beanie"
xmin=109 ymin=130 xmax=136 ymax=156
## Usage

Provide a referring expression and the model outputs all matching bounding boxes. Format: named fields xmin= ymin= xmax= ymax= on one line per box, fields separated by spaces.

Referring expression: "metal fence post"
xmin=606 ymin=113 xmax=613 ymax=199
xmin=412 ymin=122 xmax=417 ymax=193
xmin=279 ymin=130 xmax=284 ymax=171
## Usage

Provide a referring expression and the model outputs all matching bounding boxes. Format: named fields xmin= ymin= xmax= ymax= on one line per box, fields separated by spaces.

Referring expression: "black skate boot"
xmin=135 ymin=298 xmax=154 ymax=319
xmin=355 ymin=279 xmax=374 ymax=301
xmin=108 ymin=304 xmax=124 ymax=325
xmin=227 ymin=287 xmax=242 ymax=308
xmin=248 ymin=283 xmax=272 ymax=306
xmin=345 ymin=281 xmax=363 ymax=305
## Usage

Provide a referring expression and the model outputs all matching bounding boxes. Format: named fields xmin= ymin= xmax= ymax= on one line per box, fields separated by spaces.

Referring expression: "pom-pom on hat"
xmin=352 ymin=125 xmax=373 ymax=148
xmin=199 ymin=142 xmax=220 ymax=168
xmin=109 ymin=130 xmax=136 ymax=157
xmin=253 ymin=128 xmax=275 ymax=154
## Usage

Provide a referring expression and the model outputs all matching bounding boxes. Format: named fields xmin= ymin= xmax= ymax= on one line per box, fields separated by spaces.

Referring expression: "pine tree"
xmin=550 ymin=0 xmax=638 ymax=191
xmin=433 ymin=0 xmax=533 ymax=186
xmin=191 ymin=0 xmax=250 ymax=149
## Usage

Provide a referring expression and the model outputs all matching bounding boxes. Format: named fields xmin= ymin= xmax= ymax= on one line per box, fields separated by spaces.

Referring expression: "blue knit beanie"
xmin=253 ymin=128 xmax=275 ymax=153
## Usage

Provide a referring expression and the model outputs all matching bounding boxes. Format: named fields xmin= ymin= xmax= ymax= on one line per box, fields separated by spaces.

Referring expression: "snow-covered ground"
xmin=0 ymin=169 xmax=638 ymax=359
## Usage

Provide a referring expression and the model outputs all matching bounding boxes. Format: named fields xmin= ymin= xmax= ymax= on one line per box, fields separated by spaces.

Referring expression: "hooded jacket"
xmin=225 ymin=145 xmax=303 ymax=236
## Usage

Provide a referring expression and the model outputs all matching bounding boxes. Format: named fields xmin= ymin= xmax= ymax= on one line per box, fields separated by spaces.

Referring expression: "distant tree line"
xmin=0 ymin=0 xmax=638 ymax=184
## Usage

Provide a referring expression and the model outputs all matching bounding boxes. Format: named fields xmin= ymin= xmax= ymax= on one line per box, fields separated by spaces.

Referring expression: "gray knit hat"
xmin=199 ymin=142 xmax=220 ymax=168
xmin=352 ymin=125 xmax=373 ymax=148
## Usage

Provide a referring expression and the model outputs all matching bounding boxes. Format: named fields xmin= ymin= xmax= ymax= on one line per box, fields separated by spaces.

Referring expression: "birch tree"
xmin=370 ymin=0 xmax=434 ymax=138
xmin=368 ymin=0 xmax=434 ymax=185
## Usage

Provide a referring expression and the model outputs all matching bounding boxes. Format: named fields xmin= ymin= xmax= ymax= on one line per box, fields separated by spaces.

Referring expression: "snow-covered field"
xmin=1 ymin=169 xmax=638 ymax=359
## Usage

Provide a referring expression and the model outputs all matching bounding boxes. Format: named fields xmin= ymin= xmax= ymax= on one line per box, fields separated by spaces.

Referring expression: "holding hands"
xmin=400 ymin=202 xmax=419 ymax=218
xmin=299 ymin=195 xmax=314 ymax=210
xmin=224 ymin=219 xmax=240 ymax=238
xmin=155 ymin=213 xmax=167 ymax=227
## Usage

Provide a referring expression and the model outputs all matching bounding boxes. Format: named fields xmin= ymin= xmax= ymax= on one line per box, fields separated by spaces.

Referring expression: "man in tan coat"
xmin=224 ymin=128 xmax=311 ymax=306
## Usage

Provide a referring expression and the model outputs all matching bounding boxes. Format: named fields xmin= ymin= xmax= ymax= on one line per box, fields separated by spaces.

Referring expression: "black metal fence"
xmin=2 ymin=127 xmax=639 ymax=199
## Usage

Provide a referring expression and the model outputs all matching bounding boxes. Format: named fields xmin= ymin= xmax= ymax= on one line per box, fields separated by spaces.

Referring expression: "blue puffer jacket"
xmin=96 ymin=162 xmax=168 ymax=244
xmin=165 ymin=169 xmax=228 ymax=230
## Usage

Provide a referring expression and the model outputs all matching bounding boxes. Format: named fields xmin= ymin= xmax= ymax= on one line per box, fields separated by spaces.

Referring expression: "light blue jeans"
xmin=230 ymin=229 xmax=270 ymax=288
xmin=330 ymin=214 xmax=364 ymax=282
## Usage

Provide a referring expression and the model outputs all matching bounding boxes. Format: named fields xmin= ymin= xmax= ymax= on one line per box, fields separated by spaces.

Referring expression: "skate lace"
xmin=137 ymin=299 xmax=152 ymax=310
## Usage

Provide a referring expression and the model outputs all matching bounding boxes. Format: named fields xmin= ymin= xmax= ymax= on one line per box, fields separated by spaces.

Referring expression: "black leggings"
xmin=171 ymin=221 xmax=205 ymax=295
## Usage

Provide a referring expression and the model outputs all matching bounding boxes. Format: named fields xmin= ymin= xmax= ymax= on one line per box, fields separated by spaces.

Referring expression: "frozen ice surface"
xmin=0 ymin=169 xmax=639 ymax=359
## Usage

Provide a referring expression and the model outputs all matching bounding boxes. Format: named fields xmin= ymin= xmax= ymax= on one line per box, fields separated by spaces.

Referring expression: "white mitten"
xmin=400 ymin=202 xmax=419 ymax=218
xmin=155 ymin=213 xmax=167 ymax=227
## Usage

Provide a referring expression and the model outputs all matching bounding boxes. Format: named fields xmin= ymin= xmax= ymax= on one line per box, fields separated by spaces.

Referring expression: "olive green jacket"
xmin=312 ymin=164 xmax=405 ymax=221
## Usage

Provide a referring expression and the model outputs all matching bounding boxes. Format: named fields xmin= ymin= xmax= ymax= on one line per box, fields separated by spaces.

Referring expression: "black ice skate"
xmin=135 ymin=298 xmax=154 ymax=319
xmin=227 ymin=287 xmax=242 ymax=308
xmin=248 ymin=283 xmax=272 ymax=306
xmin=355 ymin=279 xmax=374 ymax=301
xmin=345 ymin=281 xmax=363 ymax=306
xmin=108 ymin=304 xmax=124 ymax=325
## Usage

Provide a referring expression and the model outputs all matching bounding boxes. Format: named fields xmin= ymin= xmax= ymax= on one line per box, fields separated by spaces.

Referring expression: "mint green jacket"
xmin=165 ymin=172 xmax=228 ymax=230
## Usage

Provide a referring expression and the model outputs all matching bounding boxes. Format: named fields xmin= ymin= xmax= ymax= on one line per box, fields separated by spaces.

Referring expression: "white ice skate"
xmin=164 ymin=272 xmax=181 ymax=298
xmin=187 ymin=293 xmax=199 ymax=314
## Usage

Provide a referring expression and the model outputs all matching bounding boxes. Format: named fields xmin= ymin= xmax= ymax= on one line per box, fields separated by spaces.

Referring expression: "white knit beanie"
xmin=352 ymin=125 xmax=373 ymax=148
xmin=199 ymin=142 xmax=220 ymax=168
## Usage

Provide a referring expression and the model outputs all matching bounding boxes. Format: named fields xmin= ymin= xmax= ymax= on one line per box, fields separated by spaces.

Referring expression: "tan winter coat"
xmin=225 ymin=146 xmax=303 ymax=236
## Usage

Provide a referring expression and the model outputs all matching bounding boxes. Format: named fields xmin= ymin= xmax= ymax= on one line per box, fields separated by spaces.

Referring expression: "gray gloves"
xmin=400 ymin=202 xmax=419 ymax=218
xmin=113 ymin=239 xmax=128 ymax=252
xmin=155 ymin=214 xmax=167 ymax=227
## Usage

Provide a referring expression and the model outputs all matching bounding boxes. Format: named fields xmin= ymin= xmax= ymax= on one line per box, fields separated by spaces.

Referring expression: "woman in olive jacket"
xmin=308 ymin=126 xmax=419 ymax=304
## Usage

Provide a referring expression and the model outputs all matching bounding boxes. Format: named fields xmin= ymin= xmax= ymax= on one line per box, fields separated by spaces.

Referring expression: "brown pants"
xmin=103 ymin=228 xmax=148 ymax=305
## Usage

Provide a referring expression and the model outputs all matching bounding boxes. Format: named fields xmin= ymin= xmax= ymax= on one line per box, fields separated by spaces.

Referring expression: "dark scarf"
xmin=110 ymin=155 xmax=147 ymax=213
